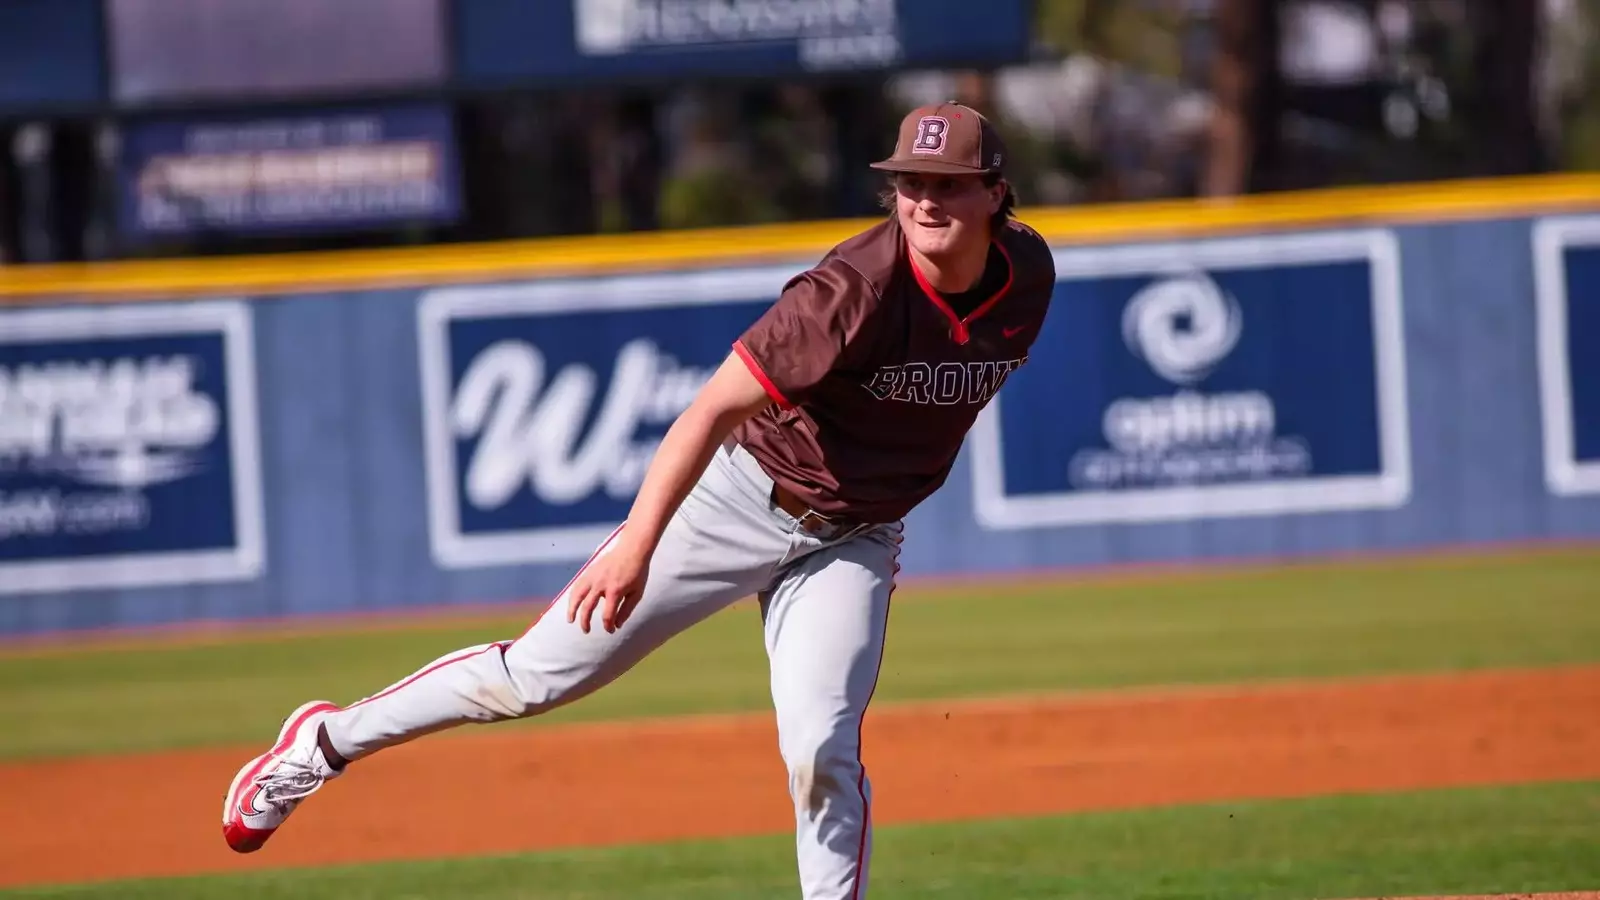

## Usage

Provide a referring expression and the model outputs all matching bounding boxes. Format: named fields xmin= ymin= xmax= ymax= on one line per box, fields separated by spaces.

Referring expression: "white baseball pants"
xmin=321 ymin=440 xmax=903 ymax=900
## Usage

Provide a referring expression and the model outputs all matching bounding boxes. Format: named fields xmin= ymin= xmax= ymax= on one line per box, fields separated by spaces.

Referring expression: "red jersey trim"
xmin=908 ymin=239 xmax=1016 ymax=345
xmin=732 ymin=339 xmax=794 ymax=409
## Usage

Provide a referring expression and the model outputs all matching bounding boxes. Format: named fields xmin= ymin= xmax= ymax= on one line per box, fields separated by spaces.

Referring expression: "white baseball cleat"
xmin=221 ymin=700 xmax=344 ymax=853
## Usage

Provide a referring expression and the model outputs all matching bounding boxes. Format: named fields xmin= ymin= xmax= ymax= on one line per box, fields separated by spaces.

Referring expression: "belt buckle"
xmin=798 ymin=507 xmax=866 ymax=541
xmin=774 ymin=485 xmax=858 ymax=539
xmin=794 ymin=507 xmax=835 ymax=536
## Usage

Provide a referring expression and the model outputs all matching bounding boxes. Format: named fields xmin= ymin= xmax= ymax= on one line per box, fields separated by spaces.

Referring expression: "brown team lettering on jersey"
xmin=731 ymin=215 xmax=1057 ymax=523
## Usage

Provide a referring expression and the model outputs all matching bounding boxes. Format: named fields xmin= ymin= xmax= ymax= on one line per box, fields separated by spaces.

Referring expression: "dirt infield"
xmin=1 ymin=665 xmax=1598 ymax=889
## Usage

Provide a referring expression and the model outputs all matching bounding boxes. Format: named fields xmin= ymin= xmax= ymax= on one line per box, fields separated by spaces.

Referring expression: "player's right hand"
xmin=565 ymin=538 xmax=651 ymax=635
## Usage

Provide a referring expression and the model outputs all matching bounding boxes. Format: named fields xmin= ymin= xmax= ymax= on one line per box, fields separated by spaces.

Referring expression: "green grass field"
xmin=4 ymin=547 xmax=1598 ymax=899
xmin=4 ymin=548 xmax=1599 ymax=760
xmin=9 ymin=783 xmax=1600 ymax=899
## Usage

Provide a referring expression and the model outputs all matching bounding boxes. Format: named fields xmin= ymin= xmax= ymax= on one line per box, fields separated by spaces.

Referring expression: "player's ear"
xmin=986 ymin=177 xmax=1007 ymax=214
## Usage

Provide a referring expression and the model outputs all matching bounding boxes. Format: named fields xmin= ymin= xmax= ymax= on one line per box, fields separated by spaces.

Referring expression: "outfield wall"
xmin=3 ymin=176 xmax=1599 ymax=635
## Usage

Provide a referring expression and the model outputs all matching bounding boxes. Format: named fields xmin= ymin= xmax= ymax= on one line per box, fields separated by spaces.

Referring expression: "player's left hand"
xmin=565 ymin=538 xmax=651 ymax=635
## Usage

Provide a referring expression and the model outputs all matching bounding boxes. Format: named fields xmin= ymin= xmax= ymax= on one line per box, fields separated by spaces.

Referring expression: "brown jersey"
xmin=731 ymin=215 xmax=1057 ymax=523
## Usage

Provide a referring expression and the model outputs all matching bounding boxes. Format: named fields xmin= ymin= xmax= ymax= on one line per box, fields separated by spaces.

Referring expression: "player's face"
xmin=892 ymin=173 xmax=1004 ymax=258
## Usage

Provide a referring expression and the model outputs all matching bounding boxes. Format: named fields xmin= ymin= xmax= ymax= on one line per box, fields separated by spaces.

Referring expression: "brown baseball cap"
xmin=869 ymin=101 xmax=1007 ymax=176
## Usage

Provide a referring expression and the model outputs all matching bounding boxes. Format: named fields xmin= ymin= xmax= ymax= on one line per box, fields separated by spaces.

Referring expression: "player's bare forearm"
xmin=620 ymin=407 xmax=734 ymax=554
xmin=620 ymin=352 xmax=774 ymax=556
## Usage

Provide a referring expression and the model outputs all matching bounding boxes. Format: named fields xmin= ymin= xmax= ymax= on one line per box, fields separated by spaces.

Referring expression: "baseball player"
xmin=222 ymin=102 xmax=1057 ymax=900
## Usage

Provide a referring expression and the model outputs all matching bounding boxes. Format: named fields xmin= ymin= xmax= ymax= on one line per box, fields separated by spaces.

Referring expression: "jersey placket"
xmin=908 ymin=241 xmax=1017 ymax=345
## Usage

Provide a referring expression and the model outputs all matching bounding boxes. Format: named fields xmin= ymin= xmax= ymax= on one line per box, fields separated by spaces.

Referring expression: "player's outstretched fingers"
xmin=612 ymin=592 xmax=638 ymax=631
xmin=567 ymin=581 xmax=596 ymax=633
xmin=565 ymin=583 xmax=582 ymax=625
xmin=601 ymin=589 xmax=635 ymax=634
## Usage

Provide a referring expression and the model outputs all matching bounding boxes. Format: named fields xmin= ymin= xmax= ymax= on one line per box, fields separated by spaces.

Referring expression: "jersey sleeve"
xmin=733 ymin=263 xmax=873 ymax=409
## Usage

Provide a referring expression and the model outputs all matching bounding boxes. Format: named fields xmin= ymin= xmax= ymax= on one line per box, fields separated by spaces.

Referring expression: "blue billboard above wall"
xmin=0 ymin=301 xmax=266 ymax=595
xmin=970 ymin=229 xmax=1413 ymax=529
xmin=0 ymin=0 xmax=105 ymax=113
xmin=1534 ymin=214 xmax=1600 ymax=497
xmin=454 ymin=0 xmax=1032 ymax=86
xmin=117 ymin=103 xmax=462 ymax=241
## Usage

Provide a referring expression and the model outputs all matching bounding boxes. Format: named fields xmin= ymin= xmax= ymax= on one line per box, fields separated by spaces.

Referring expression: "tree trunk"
xmin=1202 ymin=0 xmax=1280 ymax=196
xmin=1467 ymin=0 xmax=1548 ymax=175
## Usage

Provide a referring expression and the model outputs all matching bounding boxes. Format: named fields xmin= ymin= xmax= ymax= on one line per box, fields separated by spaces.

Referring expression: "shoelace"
xmin=253 ymin=751 xmax=325 ymax=806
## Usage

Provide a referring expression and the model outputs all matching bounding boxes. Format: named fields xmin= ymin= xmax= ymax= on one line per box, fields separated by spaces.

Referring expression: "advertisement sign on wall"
xmin=3 ymin=183 xmax=1600 ymax=636
xmin=970 ymin=229 xmax=1413 ymax=529
xmin=0 ymin=301 xmax=266 ymax=594
xmin=1533 ymin=214 xmax=1600 ymax=496
xmin=118 ymin=103 xmax=462 ymax=240
xmin=418 ymin=266 xmax=799 ymax=568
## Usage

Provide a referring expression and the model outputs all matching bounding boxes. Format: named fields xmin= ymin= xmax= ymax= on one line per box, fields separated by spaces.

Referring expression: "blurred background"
xmin=0 ymin=0 xmax=1596 ymax=265
xmin=1 ymin=5 xmax=1599 ymax=897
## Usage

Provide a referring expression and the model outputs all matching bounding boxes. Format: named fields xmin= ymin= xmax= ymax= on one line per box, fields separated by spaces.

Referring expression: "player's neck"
xmin=909 ymin=238 xmax=992 ymax=294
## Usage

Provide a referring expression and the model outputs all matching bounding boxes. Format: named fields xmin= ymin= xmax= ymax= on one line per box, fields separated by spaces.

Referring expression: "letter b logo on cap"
xmin=913 ymin=116 xmax=949 ymax=154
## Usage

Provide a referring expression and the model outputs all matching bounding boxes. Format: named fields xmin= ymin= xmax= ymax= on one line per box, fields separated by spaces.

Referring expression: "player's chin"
xmin=909 ymin=224 xmax=957 ymax=253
